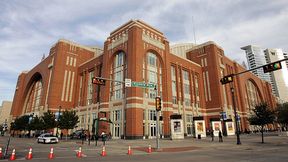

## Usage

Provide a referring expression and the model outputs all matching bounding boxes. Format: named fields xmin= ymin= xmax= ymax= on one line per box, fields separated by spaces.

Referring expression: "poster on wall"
xmin=212 ymin=121 xmax=222 ymax=137
xmin=170 ymin=119 xmax=184 ymax=139
xmin=173 ymin=121 xmax=181 ymax=133
xmin=226 ymin=121 xmax=235 ymax=135
xmin=194 ymin=120 xmax=206 ymax=138
xmin=197 ymin=122 xmax=204 ymax=133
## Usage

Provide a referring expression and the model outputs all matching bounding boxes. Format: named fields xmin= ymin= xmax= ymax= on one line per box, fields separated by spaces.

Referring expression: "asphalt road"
xmin=0 ymin=133 xmax=288 ymax=162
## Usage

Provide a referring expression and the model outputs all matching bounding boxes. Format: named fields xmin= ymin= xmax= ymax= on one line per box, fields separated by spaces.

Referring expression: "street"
xmin=0 ymin=133 xmax=288 ymax=162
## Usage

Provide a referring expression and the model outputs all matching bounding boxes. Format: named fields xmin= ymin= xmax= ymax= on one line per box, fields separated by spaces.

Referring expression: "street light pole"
xmin=220 ymin=59 xmax=288 ymax=144
xmin=155 ymin=86 xmax=160 ymax=150
xmin=56 ymin=106 xmax=61 ymax=137
xmin=230 ymin=86 xmax=241 ymax=145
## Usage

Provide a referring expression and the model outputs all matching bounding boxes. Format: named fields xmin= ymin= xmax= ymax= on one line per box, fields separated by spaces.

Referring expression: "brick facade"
xmin=11 ymin=20 xmax=276 ymax=139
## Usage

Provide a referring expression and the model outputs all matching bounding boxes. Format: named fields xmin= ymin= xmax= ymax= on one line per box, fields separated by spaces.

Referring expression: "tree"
xmin=29 ymin=115 xmax=44 ymax=131
xmin=41 ymin=111 xmax=57 ymax=130
xmin=58 ymin=110 xmax=79 ymax=139
xmin=248 ymin=102 xmax=275 ymax=143
xmin=9 ymin=115 xmax=30 ymax=137
xmin=276 ymin=102 xmax=288 ymax=130
xmin=14 ymin=115 xmax=30 ymax=131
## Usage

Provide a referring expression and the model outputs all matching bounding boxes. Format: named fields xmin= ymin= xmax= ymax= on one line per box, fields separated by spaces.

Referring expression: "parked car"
xmin=37 ymin=133 xmax=59 ymax=144
xmin=70 ymin=130 xmax=87 ymax=139
xmin=34 ymin=130 xmax=48 ymax=137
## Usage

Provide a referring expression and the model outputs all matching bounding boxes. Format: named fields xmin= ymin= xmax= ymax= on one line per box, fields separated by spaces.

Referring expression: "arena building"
xmin=11 ymin=20 xmax=276 ymax=139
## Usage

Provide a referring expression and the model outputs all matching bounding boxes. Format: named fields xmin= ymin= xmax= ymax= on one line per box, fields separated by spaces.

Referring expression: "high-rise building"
xmin=264 ymin=49 xmax=288 ymax=102
xmin=241 ymin=45 xmax=271 ymax=82
xmin=242 ymin=45 xmax=288 ymax=102
xmin=284 ymin=52 xmax=288 ymax=68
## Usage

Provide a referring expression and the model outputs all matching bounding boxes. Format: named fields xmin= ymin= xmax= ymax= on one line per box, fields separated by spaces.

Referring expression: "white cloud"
xmin=1 ymin=0 xmax=288 ymax=103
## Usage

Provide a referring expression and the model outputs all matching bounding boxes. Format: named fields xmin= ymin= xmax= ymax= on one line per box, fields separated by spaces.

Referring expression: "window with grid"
xmin=112 ymin=110 xmax=121 ymax=122
xmin=87 ymin=71 xmax=94 ymax=105
xmin=110 ymin=51 xmax=126 ymax=100
xmin=148 ymin=110 xmax=156 ymax=121
xmin=171 ymin=66 xmax=177 ymax=104
xmin=183 ymin=70 xmax=191 ymax=106
xmin=144 ymin=52 xmax=162 ymax=99
xmin=24 ymin=79 xmax=43 ymax=113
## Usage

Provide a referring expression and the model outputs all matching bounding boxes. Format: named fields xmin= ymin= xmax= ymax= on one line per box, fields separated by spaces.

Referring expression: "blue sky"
xmin=1 ymin=0 xmax=288 ymax=104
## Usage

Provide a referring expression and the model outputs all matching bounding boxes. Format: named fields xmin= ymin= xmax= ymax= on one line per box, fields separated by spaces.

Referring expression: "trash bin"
xmin=197 ymin=134 xmax=201 ymax=139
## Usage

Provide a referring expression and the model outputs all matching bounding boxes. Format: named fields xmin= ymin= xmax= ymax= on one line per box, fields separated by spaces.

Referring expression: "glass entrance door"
xmin=113 ymin=123 xmax=120 ymax=139
xmin=149 ymin=123 xmax=156 ymax=138
xmin=187 ymin=123 xmax=193 ymax=136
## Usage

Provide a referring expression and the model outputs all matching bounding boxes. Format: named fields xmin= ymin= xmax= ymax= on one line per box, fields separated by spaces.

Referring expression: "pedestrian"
xmin=60 ymin=132 xmax=63 ymax=140
xmin=101 ymin=132 xmax=106 ymax=146
xmin=211 ymin=129 xmax=214 ymax=141
xmin=81 ymin=129 xmax=85 ymax=145
xmin=95 ymin=134 xmax=99 ymax=146
xmin=219 ymin=130 xmax=223 ymax=142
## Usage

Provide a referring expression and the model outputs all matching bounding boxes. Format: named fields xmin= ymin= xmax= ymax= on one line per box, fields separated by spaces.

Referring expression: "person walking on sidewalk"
xmin=60 ymin=132 xmax=63 ymax=140
xmin=219 ymin=130 xmax=223 ymax=142
xmin=101 ymin=132 xmax=107 ymax=146
xmin=211 ymin=129 xmax=214 ymax=141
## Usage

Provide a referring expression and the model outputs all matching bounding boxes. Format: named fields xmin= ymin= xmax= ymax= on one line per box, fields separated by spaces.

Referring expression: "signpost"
xmin=125 ymin=79 xmax=132 ymax=87
xmin=91 ymin=77 xmax=159 ymax=148
xmin=220 ymin=112 xmax=227 ymax=121
xmin=131 ymin=82 xmax=155 ymax=88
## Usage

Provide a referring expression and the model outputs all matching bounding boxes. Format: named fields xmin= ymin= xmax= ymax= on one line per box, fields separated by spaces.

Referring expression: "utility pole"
xmin=92 ymin=76 xmax=159 ymax=144
xmin=92 ymin=76 xmax=125 ymax=140
xmin=230 ymin=86 xmax=241 ymax=145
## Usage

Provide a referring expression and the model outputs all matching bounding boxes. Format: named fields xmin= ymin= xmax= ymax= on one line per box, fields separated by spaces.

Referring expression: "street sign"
xmin=92 ymin=77 xmax=106 ymax=85
xmin=131 ymin=82 xmax=155 ymax=88
xmin=220 ymin=112 xmax=227 ymax=120
xmin=125 ymin=78 xmax=132 ymax=87
xmin=236 ymin=114 xmax=241 ymax=121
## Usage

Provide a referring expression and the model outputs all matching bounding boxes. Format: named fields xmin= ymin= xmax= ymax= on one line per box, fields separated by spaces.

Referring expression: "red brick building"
xmin=11 ymin=20 xmax=276 ymax=139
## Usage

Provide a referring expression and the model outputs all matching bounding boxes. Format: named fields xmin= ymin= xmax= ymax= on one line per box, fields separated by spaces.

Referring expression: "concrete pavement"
xmin=0 ymin=133 xmax=288 ymax=161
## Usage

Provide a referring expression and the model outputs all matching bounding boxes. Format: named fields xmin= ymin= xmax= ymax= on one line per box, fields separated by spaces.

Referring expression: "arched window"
xmin=110 ymin=51 xmax=126 ymax=100
xmin=24 ymin=79 xmax=43 ymax=113
xmin=245 ymin=80 xmax=261 ymax=111
xmin=143 ymin=52 xmax=162 ymax=98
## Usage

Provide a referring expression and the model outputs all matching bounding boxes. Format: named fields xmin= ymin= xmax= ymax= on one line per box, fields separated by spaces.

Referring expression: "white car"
xmin=37 ymin=133 xmax=59 ymax=144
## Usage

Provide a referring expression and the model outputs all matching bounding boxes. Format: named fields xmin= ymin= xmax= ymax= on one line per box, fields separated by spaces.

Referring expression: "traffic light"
xmin=155 ymin=96 xmax=162 ymax=111
xmin=263 ymin=61 xmax=282 ymax=73
xmin=92 ymin=77 xmax=106 ymax=85
xmin=220 ymin=74 xmax=234 ymax=85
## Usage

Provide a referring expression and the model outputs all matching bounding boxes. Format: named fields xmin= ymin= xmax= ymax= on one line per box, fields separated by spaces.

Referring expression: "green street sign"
xmin=131 ymin=82 xmax=155 ymax=88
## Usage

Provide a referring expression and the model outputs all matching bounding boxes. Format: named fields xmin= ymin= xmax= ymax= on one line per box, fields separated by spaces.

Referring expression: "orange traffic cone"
xmin=76 ymin=147 xmax=82 ymax=158
xmin=127 ymin=146 xmax=132 ymax=155
xmin=101 ymin=146 xmax=106 ymax=156
xmin=48 ymin=147 xmax=54 ymax=159
xmin=0 ymin=147 xmax=2 ymax=159
xmin=26 ymin=147 xmax=33 ymax=160
xmin=147 ymin=145 xmax=152 ymax=153
xmin=9 ymin=149 xmax=16 ymax=161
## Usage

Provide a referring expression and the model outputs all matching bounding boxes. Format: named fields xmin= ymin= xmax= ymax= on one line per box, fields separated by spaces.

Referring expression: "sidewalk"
xmin=1 ymin=133 xmax=287 ymax=158
xmin=71 ymin=134 xmax=288 ymax=155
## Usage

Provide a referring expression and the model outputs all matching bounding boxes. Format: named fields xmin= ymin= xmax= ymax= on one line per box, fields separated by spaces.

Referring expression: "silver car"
xmin=37 ymin=133 xmax=59 ymax=144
